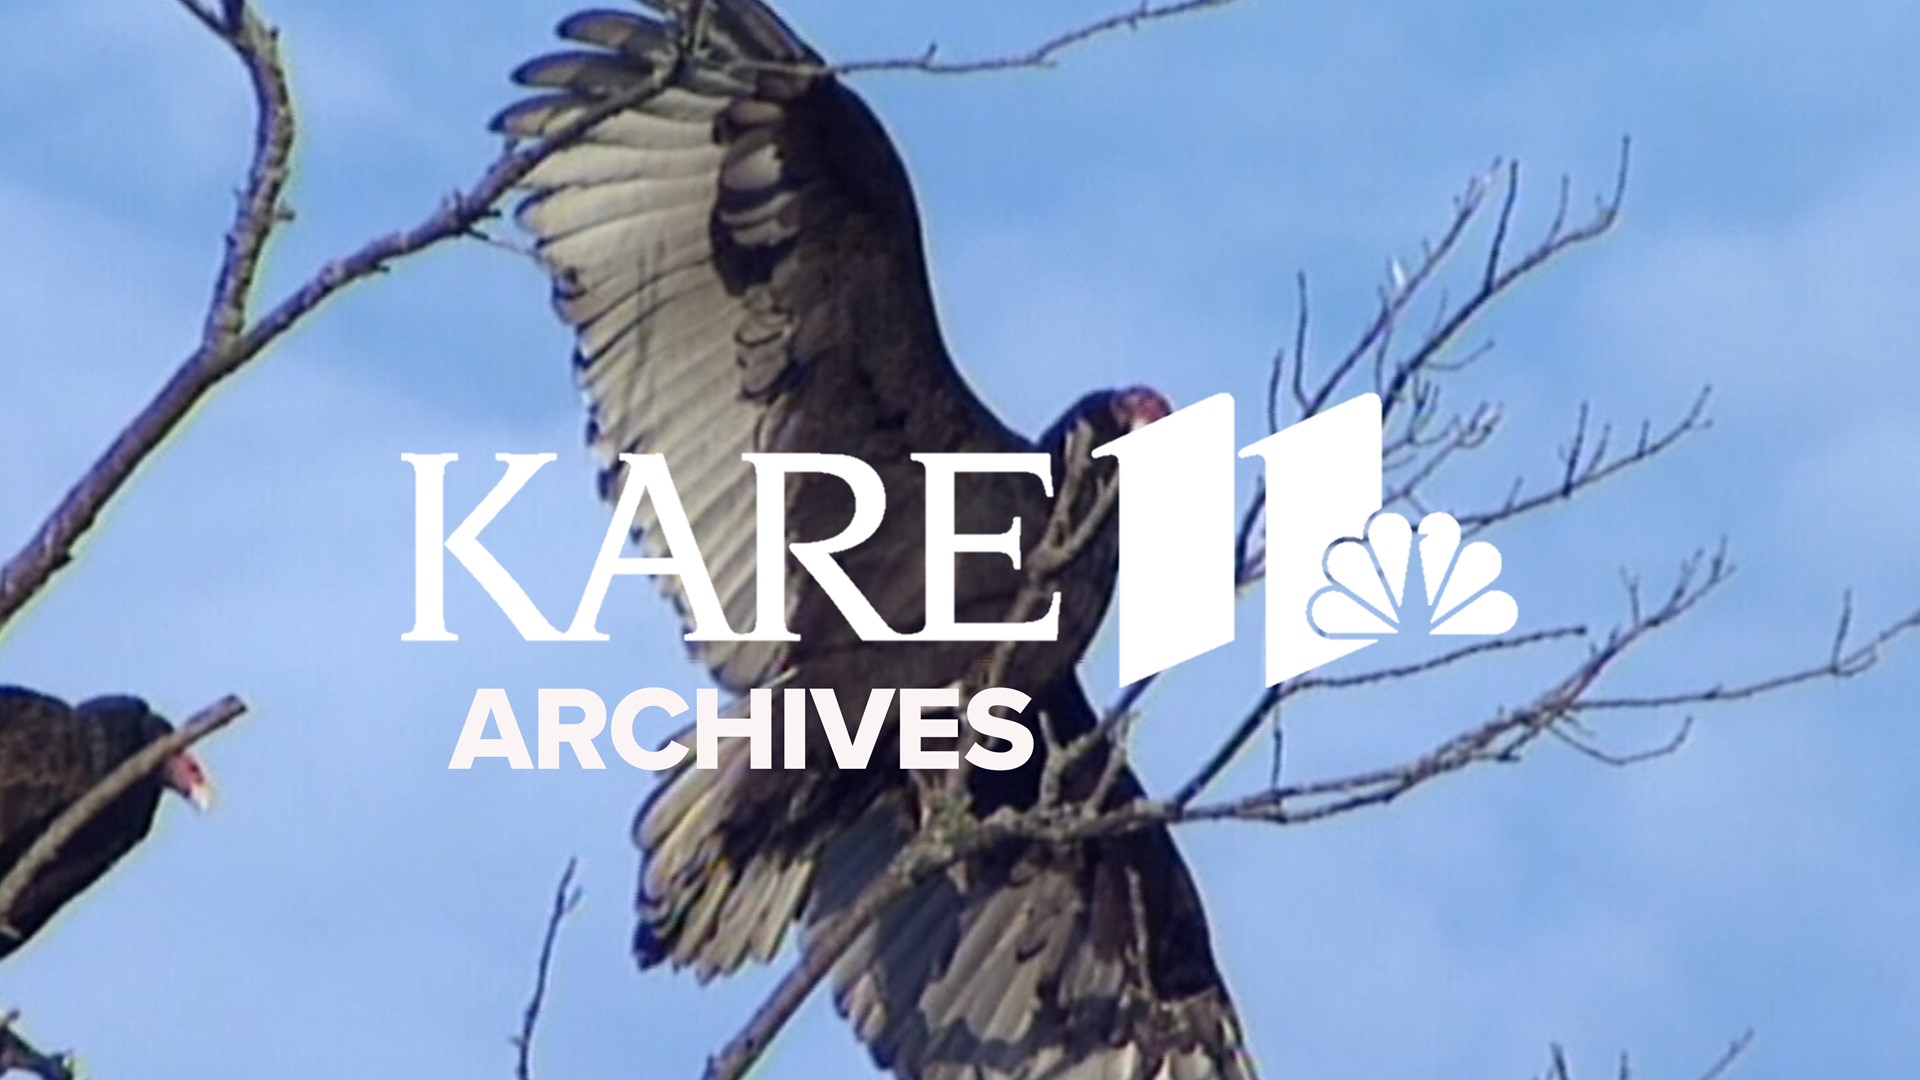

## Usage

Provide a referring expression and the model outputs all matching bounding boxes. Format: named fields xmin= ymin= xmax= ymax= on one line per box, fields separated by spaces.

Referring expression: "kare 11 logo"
xmin=403 ymin=393 xmax=1518 ymax=770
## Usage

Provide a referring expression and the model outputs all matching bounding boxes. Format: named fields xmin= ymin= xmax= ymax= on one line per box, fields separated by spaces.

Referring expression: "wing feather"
xmin=801 ymin=681 xmax=1257 ymax=1080
xmin=502 ymin=7 xmax=1251 ymax=1077
xmin=495 ymin=0 xmax=1035 ymax=693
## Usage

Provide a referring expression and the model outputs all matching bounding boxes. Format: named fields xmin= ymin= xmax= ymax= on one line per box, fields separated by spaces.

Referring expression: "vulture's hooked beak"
xmin=163 ymin=751 xmax=216 ymax=813
xmin=186 ymin=775 xmax=216 ymax=813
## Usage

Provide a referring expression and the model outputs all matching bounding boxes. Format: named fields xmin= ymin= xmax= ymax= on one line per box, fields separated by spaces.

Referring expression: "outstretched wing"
xmin=804 ymin=680 xmax=1257 ymax=1080
xmin=494 ymin=0 xmax=1039 ymax=692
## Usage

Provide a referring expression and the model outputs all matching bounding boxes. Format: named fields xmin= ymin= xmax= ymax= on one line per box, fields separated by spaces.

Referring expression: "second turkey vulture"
xmin=0 ymin=686 xmax=211 ymax=959
xmin=496 ymin=1 xmax=1255 ymax=1076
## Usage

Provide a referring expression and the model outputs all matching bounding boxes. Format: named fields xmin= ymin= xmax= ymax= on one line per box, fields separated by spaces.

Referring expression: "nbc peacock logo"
xmin=1307 ymin=511 xmax=1519 ymax=640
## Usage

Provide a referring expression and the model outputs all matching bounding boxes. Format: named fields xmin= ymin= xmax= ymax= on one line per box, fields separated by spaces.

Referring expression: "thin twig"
xmin=0 ymin=1012 xmax=75 ymax=1080
xmin=1694 ymin=1030 xmax=1755 ymax=1080
xmin=1451 ymin=388 xmax=1713 ymax=535
xmin=827 ymin=0 xmax=1247 ymax=77
xmin=1235 ymin=145 xmax=1652 ymax=593
xmin=1173 ymin=624 xmax=1587 ymax=807
xmin=1578 ymin=603 xmax=1920 ymax=710
xmin=188 ymin=1 xmax=295 ymax=356
xmin=513 ymin=858 xmax=582 ymax=1080
xmin=0 ymin=0 xmax=293 ymax=636
xmin=1540 ymin=1030 xmax=1752 ymax=1080
xmin=0 ymin=4 xmax=669 ymax=636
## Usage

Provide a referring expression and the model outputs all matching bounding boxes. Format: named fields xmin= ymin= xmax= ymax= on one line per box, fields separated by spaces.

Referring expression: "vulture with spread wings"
xmin=496 ymin=2 xmax=1255 ymax=1076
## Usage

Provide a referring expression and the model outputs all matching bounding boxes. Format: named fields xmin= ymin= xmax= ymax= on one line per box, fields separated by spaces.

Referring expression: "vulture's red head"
xmin=1108 ymin=386 xmax=1173 ymax=433
xmin=1039 ymin=386 xmax=1173 ymax=527
xmin=77 ymin=695 xmax=216 ymax=813
xmin=162 ymin=750 xmax=215 ymax=812
xmin=1046 ymin=386 xmax=1173 ymax=459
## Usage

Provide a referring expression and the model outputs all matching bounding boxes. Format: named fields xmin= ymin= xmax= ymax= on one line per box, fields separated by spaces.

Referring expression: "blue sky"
xmin=1 ymin=0 xmax=1916 ymax=1077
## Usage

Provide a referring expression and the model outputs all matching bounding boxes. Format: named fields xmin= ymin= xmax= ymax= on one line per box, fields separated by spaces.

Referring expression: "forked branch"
xmin=0 ymin=1013 xmax=75 ymax=1080
xmin=1542 ymin=1029 xmax=1754 ymax=1080
xmin=0 ymin=0 xmax=671 ymax=637
xmin=830 ymin=0 xmax=1249 ymax=76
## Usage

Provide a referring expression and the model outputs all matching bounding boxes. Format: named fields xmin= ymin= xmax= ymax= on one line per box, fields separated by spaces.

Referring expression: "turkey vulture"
xmin=496 ymin=2 xmax=1254 ymax=1076
xmin=0 ymin=686 xmax=211 ymax=958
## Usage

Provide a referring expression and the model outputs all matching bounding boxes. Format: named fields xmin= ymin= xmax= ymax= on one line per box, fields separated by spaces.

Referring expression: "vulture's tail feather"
xmin=798 ymin=692 xmax=1258 ymax=1080
xmin=631 ymin=721 xmax=815 ymax=980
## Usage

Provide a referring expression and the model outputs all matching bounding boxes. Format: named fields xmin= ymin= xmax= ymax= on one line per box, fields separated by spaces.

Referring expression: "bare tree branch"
xmin=0 ymin=0 xmax=1261 ymax=643
xmin=0 ymin=696 xmax=248 ymax=935
xmin=512 ymin=858 xmax=582 ymax=1080
xmin=1442 ymin=387 xmax=1714 ymax=536
xmin=699 ymin=542 xmax=1906 ymax=1080
xmin=178 ymin=0 xmax=295 ymax=357
xmin=0 ymin=1012 xmax=75 ymax=1080
xmin=1236 ymin=141 xmax=1668 ymax=594
xmin=1694 ymin=1031 xmax=1756 ymax=1080
xmin=0 ymin=0 xmax=670 ymax=637
xmin=828 ymin=0 xmax=1248 ymax=77
xmin=1577 ymin=593 xmax=1920 ymax=710
xmin=1173 ymin=623 xmax=1588 ymax=808
xmin=0 ymin=1 xmax=292 ymax=636
xmin=699 ymin=554 xmax=1770 ymax=1080
xmin=1040 ymin=567 xmax=1908 ymax=844
xmin=1542 ymin=1029 xmax=1753 ymax=1080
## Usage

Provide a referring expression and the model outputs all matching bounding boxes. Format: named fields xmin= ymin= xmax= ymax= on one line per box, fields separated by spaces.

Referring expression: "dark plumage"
xmin=497 ymin=2 xmax=1252 ymax=1077
xmin=0 ymin=687 xmax=210 ymax=959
